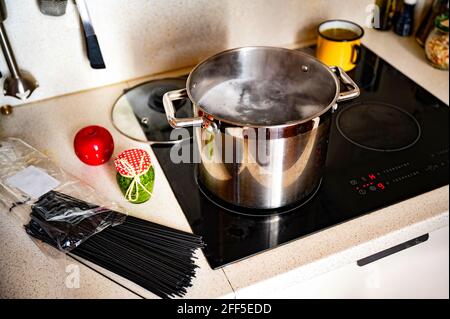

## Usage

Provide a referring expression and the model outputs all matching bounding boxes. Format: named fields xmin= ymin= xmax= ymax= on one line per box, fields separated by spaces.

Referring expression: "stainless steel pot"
xmin=163 ymin=46 xmax=360 ymax=210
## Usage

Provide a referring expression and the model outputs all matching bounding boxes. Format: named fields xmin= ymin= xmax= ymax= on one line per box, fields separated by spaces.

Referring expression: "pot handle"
xmin=330 ymin=66 xmax=360 ymax=102
xmin=163 ymin=88 xmax=205 ymax=128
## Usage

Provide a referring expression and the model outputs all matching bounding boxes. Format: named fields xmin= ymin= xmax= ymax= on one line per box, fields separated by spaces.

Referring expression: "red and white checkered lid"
xmin=114 ymin=149 xmax=151 ymax=177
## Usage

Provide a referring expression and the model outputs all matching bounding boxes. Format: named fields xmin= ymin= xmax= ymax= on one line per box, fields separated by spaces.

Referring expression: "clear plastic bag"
xmin=0 ymin=137 xmax=126 ymax=252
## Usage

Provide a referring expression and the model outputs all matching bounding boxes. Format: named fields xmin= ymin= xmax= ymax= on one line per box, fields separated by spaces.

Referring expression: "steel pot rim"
xmin=185 ymin=46 xmax=341 ymax=129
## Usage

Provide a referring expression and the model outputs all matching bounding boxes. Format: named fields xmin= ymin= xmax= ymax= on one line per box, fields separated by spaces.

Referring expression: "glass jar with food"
xmin=425 ymin=14 xmax=449 ymax=70
xmin=415 ymin=0 xmax=449 ymax=47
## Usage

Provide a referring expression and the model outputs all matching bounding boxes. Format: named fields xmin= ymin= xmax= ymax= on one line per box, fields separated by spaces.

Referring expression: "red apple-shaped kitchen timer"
xmin=74 ymin=125 xmax=114 ymax=165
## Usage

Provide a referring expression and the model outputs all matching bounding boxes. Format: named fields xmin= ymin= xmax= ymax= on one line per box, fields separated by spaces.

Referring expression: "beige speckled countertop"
xmin=0 ymin=28 xmax=448 ymax=299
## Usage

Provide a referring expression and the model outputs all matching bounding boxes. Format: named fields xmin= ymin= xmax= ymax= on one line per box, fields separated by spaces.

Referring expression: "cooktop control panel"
xmin=349 ymin=148 xmax=449 ymax=197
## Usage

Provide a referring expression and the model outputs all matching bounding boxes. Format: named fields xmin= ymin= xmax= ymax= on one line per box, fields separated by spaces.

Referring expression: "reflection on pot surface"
xmin=196 ymin=116 xmax=331 ymax=209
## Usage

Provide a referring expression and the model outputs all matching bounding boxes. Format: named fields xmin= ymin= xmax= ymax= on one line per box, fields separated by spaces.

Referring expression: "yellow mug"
xmin=316 ymin=20 xmax=364 ymax=72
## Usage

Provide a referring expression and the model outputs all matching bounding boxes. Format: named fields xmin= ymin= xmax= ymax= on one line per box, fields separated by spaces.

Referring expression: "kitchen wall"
xmin=0 ymin=0 xmax=428 ymax=107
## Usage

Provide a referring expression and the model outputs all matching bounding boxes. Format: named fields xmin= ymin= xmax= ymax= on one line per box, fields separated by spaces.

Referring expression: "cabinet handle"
xmin=357 ymin=234 xmax=429 ymax=267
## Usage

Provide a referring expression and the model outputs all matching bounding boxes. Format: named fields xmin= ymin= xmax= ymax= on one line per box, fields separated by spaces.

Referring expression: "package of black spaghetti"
xmin=0 ymin=137 xmax=205 ymax=298
xmin=0 ymin=137 xmax=126 ymax=252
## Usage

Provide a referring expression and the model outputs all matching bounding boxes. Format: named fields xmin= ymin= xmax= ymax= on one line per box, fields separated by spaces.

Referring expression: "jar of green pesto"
xmin=114 ymin=149 xmax=155 ymax=204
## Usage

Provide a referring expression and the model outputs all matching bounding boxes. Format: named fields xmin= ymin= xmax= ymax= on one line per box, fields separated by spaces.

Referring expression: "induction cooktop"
xmin=150 ymin=46 xmax=449 ymax=269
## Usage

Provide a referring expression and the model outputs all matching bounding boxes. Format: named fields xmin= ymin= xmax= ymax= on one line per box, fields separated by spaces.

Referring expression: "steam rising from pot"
xmin=191 ymin=47 xmax=337 ymax=126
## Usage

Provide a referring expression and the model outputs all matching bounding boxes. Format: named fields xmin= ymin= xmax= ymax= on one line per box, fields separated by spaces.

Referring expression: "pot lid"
xmin=187 ymin=47 xmax=340 ymax=127
xmin=111 ymin=78 xmax=193 ymax=144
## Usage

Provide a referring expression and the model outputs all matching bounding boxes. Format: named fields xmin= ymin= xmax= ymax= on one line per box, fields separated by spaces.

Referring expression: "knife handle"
xmin=76 ymin=0 xmax=105 ymax=69
xmin=85 ymin=34 xmax=105 ymax=69
xmin=0 ymin=0 xmax=6 ymax=22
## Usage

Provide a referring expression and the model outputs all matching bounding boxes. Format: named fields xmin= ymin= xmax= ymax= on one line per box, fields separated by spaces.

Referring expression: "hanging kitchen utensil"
xmin=38 ymin=0 xmax=68 ymax=16
xmin=75 ymin=0 xmax=105 ymax=69
xmin=0 ymin=0 xmax=39 ymax=100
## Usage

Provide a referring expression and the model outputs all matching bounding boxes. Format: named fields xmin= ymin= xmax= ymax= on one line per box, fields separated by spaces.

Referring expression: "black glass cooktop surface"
xmin=151 ymin=46 xmax=449 ymax=269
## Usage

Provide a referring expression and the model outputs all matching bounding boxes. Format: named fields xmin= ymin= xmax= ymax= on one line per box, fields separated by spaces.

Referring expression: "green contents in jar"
xmin=117 ymin=166 xmax=154 ymax=204
xmin=425 ymin=14 xmax=449 ymax=70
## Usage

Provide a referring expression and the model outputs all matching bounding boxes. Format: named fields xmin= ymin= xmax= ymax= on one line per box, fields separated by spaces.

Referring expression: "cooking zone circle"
xmin=336 ymin=102 xmax=422 ymax=152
